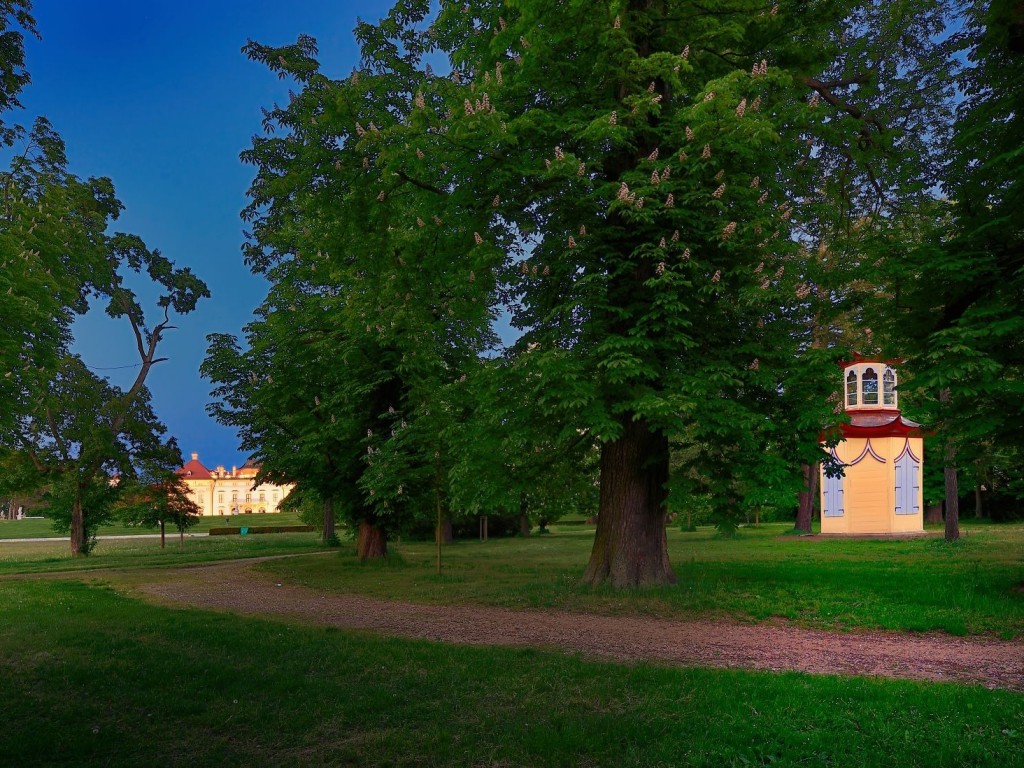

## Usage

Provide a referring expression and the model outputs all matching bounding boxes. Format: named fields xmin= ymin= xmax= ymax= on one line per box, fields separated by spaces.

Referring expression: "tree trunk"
xmin=179 ymin=526 xmax=184 ymax=550
xmin=945 ymin=448 xmax=960 ymax=542
xmin=160 ymin=519 xmax=166 ymax=549
xmin=435 ymin=486 xmax=443 ymax=576
xmin=941 ymin=389 xmax=960 ymax=542
xmin=518 ymin=493 xmax=531 ymax=537
xmin=582 ymin=417 xmax=675 ymax=588
xmin=70 ymin=497 xmax=87 ymax=556
xmin=924 ymin=504 xmax=943 ymax=525
xmin=795 ymin=462 xmax=817 ymax=533
xmin=440 ymin=517 xmax=453 ymax=544
xmin=356 ymin=519 xmax=387 ymax=560
xmin=322 ymin=497 xmax=336 ymax=545
xmin=974 ymin=485 xmax=984 ymax=519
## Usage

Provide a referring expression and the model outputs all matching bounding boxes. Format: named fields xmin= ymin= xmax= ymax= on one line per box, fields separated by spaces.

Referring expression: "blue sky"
xmin=18 ymin=1 xmax=394 ymax=468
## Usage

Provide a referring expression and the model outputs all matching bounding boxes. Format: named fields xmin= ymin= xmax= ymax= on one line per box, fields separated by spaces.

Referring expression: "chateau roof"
xmin=176 ymin=455 xmax=212 ymax=479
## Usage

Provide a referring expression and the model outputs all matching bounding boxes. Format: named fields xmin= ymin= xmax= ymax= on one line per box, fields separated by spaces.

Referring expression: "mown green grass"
xmin=0 ymin=511 xmax=308 ymax=540
xmin=259 ymin=521 xmax=1024 ymax=637
xmin=1 ymin=578 xmax=1021 ymax=767
xmin=0 ymin=531 xmax=324 ymax=576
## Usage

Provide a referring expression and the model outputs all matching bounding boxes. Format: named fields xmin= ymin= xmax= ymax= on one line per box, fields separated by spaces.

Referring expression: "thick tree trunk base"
xmin=924 ymin=504 xmax=943 ymax=525
xmin=582 ymin=418 xmax=675 ymax=588
xmin=357 ymin=520 xmax=387 ymax=560
xmin=519 ymin=512 xmax=531 ymax=537
xmin=440 ymin=517 xmax=454 ymax=544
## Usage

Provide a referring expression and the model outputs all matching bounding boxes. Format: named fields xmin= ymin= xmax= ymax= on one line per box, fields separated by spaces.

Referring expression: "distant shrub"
xmin=208 ymin=525 xmax=315 ymax=536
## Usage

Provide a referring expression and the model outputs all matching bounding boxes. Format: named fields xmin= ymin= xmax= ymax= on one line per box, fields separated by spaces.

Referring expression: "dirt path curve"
xmin=138 ymin=558 xmax=1024 ymax=692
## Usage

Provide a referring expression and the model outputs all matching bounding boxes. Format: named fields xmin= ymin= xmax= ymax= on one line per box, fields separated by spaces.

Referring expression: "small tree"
xmin=121 ymin=475 xmax=201 ymax=549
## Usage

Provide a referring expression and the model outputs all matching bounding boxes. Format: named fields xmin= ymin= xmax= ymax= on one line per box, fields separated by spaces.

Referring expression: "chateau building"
xmin=176 ymin=453 xmax=293 ymax=517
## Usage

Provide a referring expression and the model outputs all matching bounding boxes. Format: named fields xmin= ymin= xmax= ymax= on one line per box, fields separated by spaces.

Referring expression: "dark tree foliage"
xmin=878 ymin=0 xmax=1024 ymax=540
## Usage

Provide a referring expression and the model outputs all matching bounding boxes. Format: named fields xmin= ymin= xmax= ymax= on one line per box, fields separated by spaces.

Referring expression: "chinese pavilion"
xmin=820 ymin=356 xmax=924 ymax=534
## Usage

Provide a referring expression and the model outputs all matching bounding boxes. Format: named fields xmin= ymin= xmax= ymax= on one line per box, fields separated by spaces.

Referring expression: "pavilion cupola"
xmin=843 ymin=356 xmax=898 ymax=412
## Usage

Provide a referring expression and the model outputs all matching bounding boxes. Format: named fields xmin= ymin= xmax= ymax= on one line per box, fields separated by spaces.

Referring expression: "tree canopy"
xmin=217 ymin=0 xmax=971 ymax=583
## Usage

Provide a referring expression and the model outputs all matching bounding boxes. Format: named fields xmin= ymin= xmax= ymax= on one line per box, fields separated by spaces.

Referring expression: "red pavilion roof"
xmin=838 ymin=410 xmax=922 ymax=438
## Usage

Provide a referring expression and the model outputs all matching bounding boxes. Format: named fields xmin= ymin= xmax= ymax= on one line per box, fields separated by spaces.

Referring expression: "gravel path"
xmin=139 ymin=558 xmax=1024 ymax=692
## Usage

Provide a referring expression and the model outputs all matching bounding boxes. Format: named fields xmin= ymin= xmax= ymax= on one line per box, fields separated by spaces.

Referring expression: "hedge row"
xmin=208 ymin=525 xmax=315 ymax=536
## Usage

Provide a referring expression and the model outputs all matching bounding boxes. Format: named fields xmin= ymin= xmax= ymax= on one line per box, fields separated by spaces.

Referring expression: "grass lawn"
xmin=256 ymin=521 xmax=1024 ymax=638
xmin=1 ymin=578 xmax=1021 ymax=767
xmin=0 ymin=511 xmax=308 ymax=540
xmin=0 ymin=532 xmax=325 ymax=576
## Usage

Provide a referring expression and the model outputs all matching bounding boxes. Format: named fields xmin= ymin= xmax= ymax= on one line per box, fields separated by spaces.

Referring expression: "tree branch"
xmin=44 ymin=406 xmax=69 ymax=460
xmin=799 ymin=76 xmax=886 ymax=133
xmin=395 ymin=170 xmax=448 ymax=196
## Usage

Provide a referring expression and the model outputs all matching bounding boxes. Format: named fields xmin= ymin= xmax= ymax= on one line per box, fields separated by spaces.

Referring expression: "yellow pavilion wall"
xmin=820 ymin=436 xmax=924 ymax=535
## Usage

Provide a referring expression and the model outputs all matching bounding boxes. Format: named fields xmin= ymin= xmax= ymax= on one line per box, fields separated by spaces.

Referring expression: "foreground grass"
xmin=260 ymin=522 xmax=1024 ymax=638
xmin=0 ymin=532 xmax=324 ymax=576
xmin=1 ymin=579 xmax=1021 ymax=767
xmin=0 ymin=511 xmax=307 ymax=540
